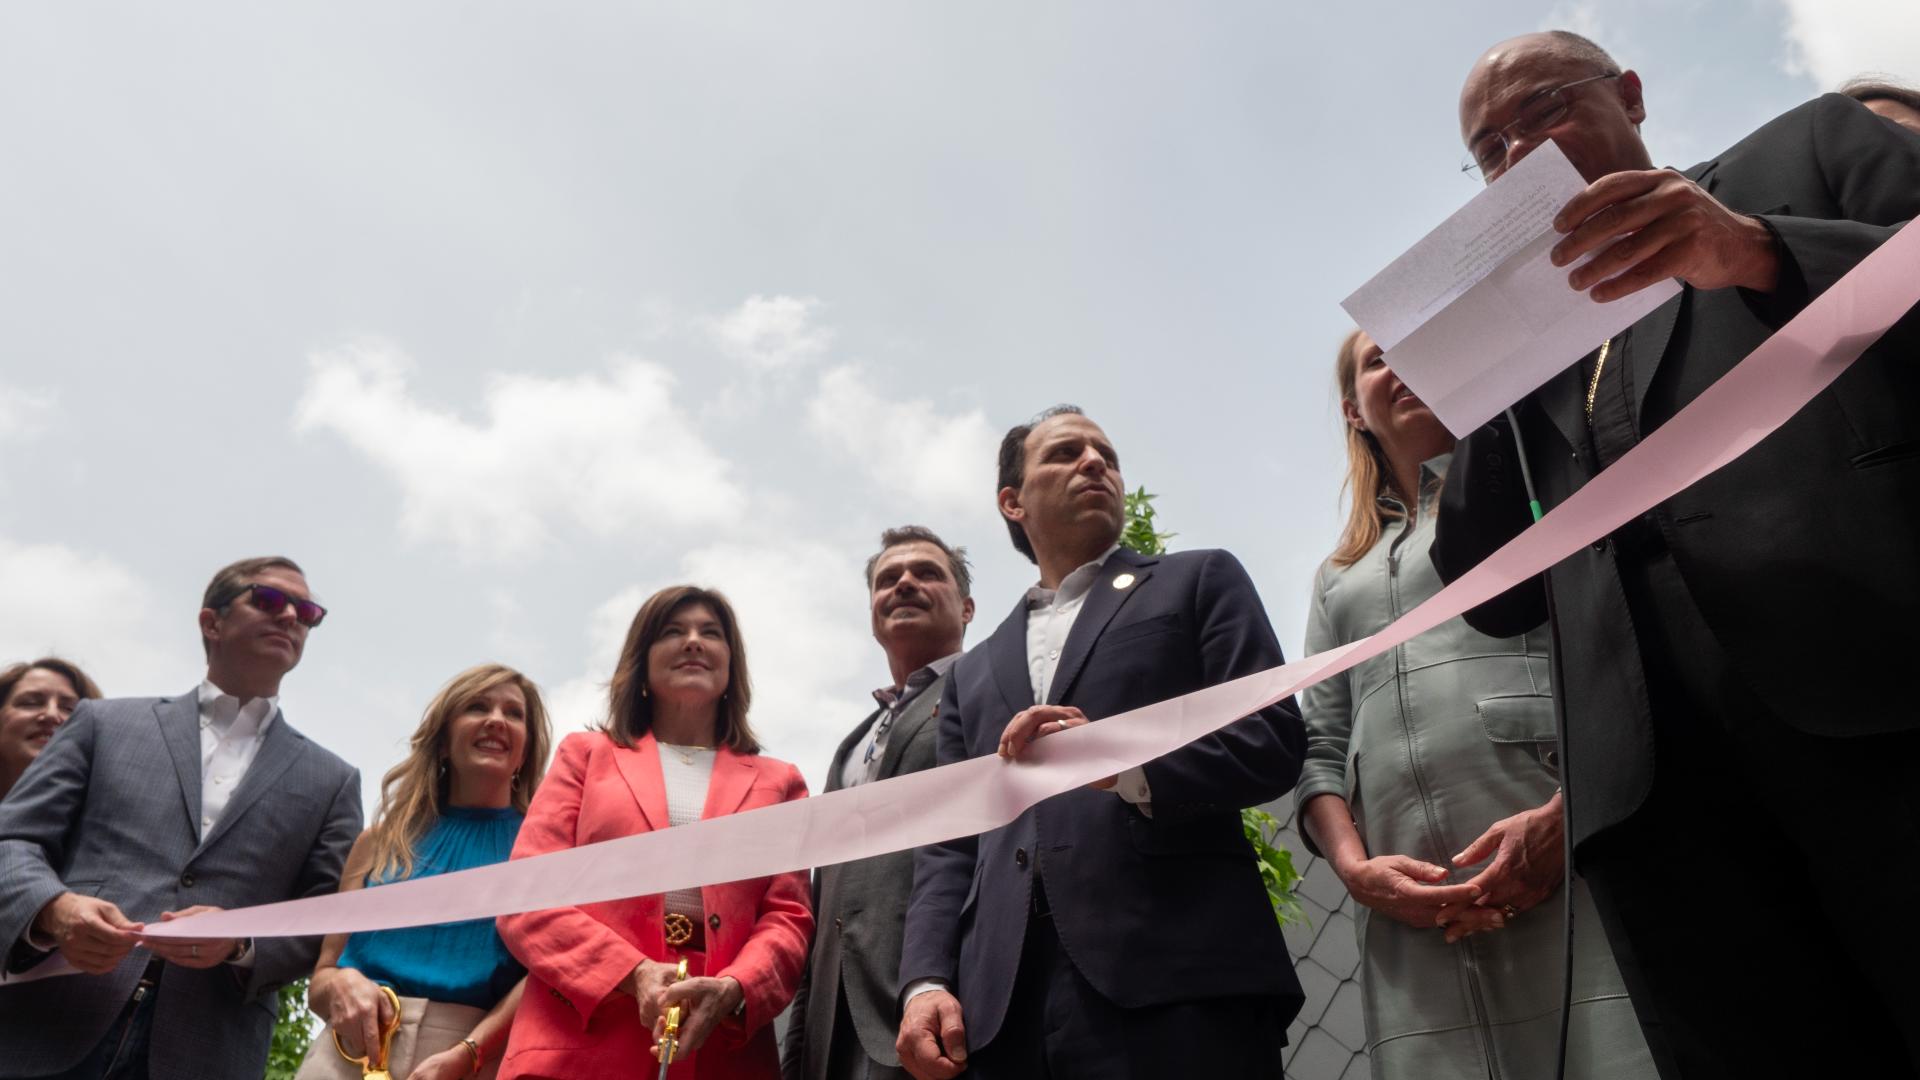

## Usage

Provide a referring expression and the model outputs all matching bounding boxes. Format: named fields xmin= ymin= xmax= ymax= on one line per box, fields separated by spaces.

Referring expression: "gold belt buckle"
xmin=663 ymin=912 xmax=694 ymax=947
xmin=332 ymin=984 xmax=402 ymax=1079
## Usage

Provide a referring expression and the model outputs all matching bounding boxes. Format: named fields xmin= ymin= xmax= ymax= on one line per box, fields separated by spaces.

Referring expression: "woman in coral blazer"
xmin=496 ymin=586 xmax=812 ymax=1080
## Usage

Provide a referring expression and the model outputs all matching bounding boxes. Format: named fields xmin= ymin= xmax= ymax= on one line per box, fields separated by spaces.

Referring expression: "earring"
xmin=640 ymin=684 xmax=649 ymax=699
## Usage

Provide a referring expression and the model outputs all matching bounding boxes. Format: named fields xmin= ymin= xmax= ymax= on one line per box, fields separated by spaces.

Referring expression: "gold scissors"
xmin=655 ymin=957 xmax=690 ymax=1079
xmin=332 ymin=984 xmax=403 ymax=1079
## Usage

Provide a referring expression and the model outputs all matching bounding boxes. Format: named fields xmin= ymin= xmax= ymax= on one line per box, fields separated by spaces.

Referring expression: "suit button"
xmin=179 ymin=872 xmax=195 ymax=888
xmin=709 ymin=913 xmax=721 ymax=930
xmin=1592 ymin=538 xmax=1608 ymax=553
xmin=834 ymin=917 xmax=845 ymax=932
xmin=1014 ymin=848 xmax=1028 ymax=868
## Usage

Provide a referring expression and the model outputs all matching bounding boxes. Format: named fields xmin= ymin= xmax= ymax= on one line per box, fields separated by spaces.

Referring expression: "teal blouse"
xmin=336 ymin=806 xmax=526 ymax=1008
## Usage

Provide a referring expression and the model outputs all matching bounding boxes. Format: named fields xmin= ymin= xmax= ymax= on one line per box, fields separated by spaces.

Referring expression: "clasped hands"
xmin=996 ymin=704 xmax=1116 ymax=790
xmin=626 ymin=958 xmax=742 ymax=1061
xmin=1336 ymin=792 xmax=1564 ymax=944
xmin=1553 ymin=168 xmax=1780 ymax=301
xmin=34 ymin=893 xmax=242 ymax=974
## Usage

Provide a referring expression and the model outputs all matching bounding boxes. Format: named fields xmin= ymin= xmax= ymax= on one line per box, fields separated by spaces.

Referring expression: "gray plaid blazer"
xmin=0 ymin=691 xmax=361 ymax=1080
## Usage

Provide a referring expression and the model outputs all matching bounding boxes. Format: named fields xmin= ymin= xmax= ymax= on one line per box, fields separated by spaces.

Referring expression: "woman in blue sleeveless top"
xmin=300 ymin=664 xmax=553 ymax=1080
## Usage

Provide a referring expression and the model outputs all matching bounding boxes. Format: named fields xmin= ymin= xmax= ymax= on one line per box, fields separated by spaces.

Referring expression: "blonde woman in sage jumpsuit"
xmin=1295 ymin=331 xmax=1654 ymax=1080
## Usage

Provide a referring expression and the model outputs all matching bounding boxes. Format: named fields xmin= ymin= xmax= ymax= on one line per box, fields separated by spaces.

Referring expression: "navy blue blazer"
xmin=898 ymin=546 xmax=1306 ymax=1051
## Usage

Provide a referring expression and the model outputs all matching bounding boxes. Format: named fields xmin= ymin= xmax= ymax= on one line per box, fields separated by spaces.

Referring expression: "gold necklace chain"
xmin=662 ymin=742 xmax=713 ymax=765
xmin=1584 ymin=337 xmax=1613 ymax=419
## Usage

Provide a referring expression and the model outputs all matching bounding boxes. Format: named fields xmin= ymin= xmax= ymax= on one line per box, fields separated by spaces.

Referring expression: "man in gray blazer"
xmin=0 ymin=555 xmax=362 ymax=1080
xmin=783 ymin=526 xmax=974 ymax=1080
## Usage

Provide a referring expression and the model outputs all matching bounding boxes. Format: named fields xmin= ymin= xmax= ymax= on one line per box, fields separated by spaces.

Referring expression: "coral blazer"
xmin=496 ymin=731 xmax=813 ymax=1080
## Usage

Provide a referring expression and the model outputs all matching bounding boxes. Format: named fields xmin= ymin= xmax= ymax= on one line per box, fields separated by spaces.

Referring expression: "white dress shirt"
xmin=197 ymin=680 xmax=278 ymax=840
xmin=1024 ymin=545 xmax=1152 ymax=808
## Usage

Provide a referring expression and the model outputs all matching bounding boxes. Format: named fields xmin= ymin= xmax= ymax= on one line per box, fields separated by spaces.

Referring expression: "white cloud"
xmin=0 ymin=537 xmax=193 ymax=698
xmin=806 ymin=365 xmax=999 ymax=519
xmin=0 ymin=385 xmax=55 ymax=442
xmin=1779 ymin=0 xmax=1920 ymax=89
xmin=293 ymin=341 xmax=748 ymax=562
xmin=544 ymin=540 xmax=876 ymax=793
xmin=707 ymin=294 xmax=834 ymax=370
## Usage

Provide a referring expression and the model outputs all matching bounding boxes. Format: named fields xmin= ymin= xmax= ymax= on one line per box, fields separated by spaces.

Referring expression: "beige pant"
xmin=296 ymin=996 xmax=500 ymax=1080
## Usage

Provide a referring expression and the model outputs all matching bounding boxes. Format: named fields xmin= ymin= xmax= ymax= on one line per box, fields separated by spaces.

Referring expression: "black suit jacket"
xmin=1433 ymin=94 xmax=1920 ymax=850
xmin=897 ymin=547 xmax=1306 ymax=1052
xmin=783 ymin=674 xmax=946 ymax=1080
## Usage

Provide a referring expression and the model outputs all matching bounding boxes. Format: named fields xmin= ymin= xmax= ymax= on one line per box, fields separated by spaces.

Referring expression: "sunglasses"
xmin=236 ymin=584 xmax=328 ymax=628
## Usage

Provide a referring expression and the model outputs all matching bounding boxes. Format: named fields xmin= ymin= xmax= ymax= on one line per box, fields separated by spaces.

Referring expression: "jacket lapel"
xmin=703 ymin=747 xmax=758 ymax=819
xmin=156 ymin=693 xmax=203 ymax=837
xmin=987 ymin=601 xmax=1035 ymax=714
xmin=614 ymin=734 xmax=671 ymax=832
xmin=197 ymin=707 xmax=302 ymax=854
xmin=1627 ymin=291 xmax=1685 ymax=430
xmin=1047 ymin=551 xmax=1156 ymax=706
xmin=1535 ymin=356 xmax=1590 ymax=461
xmin=823 ymin=708 xmax=880 ymax=794
xmin=876 ymin=673 xmax=946 ymax=778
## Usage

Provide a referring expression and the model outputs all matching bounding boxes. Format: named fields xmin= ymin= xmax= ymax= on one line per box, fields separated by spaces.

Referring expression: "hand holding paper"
xmin=1342 ymin=140 xmax=1682 ymax=435
xmin=1552 ymin=167 xmax=1782 ymax=300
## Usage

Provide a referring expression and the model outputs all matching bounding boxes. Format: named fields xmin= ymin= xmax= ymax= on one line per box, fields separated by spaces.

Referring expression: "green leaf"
xmin=1242 ymin=806 xmax=1307 ymax=926
xmin=265 ymin=978 xmax=317 ymax=1080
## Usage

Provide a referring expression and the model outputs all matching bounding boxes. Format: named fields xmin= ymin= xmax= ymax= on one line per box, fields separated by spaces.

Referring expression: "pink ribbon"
xmin=149 ymin=222 xmax=1919 ymax=942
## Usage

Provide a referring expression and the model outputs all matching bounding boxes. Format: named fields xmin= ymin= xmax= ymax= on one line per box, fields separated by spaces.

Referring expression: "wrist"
xmin=33 ymin=893 xmax=72 ymax=937
xmin=1328 ymin=851 xmax=1366 ymax=883
xmin=1740 ymin=215 xmax=1782 ymax=294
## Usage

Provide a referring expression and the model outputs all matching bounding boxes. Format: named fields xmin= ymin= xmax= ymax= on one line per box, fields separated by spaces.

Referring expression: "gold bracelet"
xmin=460 ymin=1037 xmax=483 ymax=1076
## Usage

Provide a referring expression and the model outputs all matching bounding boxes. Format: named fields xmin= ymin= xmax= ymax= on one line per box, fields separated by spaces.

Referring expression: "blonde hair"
xmin=360 ymin=664 xmax=552 ymax=883
xmin=1330 ymin=329 xmax=1405 ymax=568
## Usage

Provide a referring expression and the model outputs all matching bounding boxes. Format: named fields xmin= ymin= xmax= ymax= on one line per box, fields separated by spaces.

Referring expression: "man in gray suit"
xmin=0 ymin=555 xmax=363 ymax=1080
xmin=783 ymin=526 xmax=974 ymax=1080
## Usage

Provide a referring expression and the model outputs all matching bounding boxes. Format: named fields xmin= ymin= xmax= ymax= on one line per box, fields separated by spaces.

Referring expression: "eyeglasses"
xmin=1461 ymin=72 xmax=1620 ymax=180
xmin=229 ymin=584 xmax=328 ymax=628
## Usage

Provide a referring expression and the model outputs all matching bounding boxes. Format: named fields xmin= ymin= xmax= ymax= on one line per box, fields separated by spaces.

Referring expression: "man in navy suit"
xmin=895 ymin=406 xmax=1305 ymax=1078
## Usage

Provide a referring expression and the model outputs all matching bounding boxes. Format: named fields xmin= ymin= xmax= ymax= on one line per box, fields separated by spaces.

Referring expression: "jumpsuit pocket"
xmin=1477 ymin=694 xmax=1560 ymax=777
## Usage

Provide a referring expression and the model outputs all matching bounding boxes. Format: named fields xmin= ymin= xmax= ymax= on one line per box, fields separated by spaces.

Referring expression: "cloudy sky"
xmin=1 ymin=1 xmax=1912 ymax=805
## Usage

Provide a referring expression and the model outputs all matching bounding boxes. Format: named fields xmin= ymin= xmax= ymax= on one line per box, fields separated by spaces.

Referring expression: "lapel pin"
xmin=1111 ymin=573 xmax=1135 ymax=590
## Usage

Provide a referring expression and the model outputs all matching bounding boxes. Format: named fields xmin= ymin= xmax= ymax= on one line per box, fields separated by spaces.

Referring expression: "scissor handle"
xmin=331 ymin=984 xmax=404 ymax=1076
xmin=656 ymin=957 xmax=692 ymax=1067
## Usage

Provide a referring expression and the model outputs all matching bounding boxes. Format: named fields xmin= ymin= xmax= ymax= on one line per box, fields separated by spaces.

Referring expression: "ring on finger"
xmin=1501 ymin=904 xmax=1518 ymax=919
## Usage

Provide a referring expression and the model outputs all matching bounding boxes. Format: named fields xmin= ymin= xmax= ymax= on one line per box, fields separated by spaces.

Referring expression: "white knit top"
xmin=659 ymin=745 xmax=716 ymax=923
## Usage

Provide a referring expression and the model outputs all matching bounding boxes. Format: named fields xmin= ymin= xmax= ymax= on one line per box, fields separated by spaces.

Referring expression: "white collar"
xmin=197 ymin=679 xmax=280 ymax=740
xmin=1026 ymin=543 xmax=1123 ymax=608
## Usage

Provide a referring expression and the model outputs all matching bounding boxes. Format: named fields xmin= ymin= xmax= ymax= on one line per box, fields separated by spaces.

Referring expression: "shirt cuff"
xmin=902 ymin=978 xmax=949 ymax=1005
xmin=1112 ymin=766 xmax=1152 ymax=817
xmin=226 ymin=938 xmax=256 ymax=968
xmin=23 ymin=924 xmax=57 ymax=952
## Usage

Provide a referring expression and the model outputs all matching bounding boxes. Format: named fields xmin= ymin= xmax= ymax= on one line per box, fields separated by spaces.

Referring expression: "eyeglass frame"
xmin=213 ymin=582 xmax=329 ymax=628
xmin=1460 ymin=71 xmax=1622 ymax=180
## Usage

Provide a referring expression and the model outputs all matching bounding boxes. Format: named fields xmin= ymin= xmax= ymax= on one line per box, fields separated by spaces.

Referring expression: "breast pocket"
xmin=1477 ymin=694 xmax=1560 ymax=777
xmin=1098 ymin=612 xmax=1182 ymax=649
